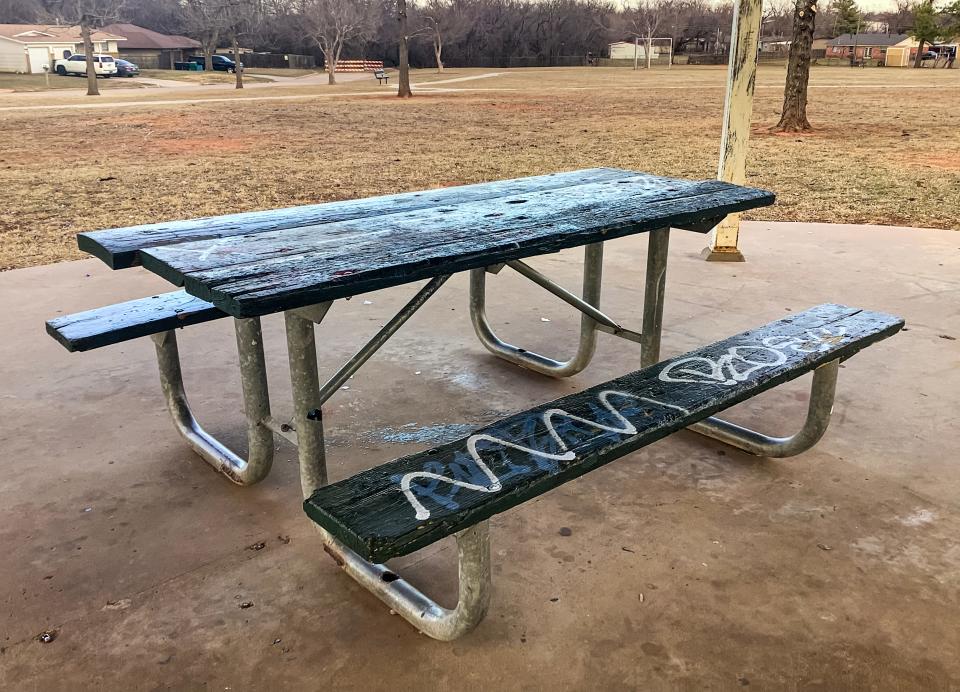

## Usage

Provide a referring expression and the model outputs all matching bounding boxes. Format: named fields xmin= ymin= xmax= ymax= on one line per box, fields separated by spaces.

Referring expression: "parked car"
xmin=114 ymin=58 xmax=140 ymax=77
xmin=921 ymin=50 xmax=939 ymax=61
xmin=187 ymin=55 xmax=239 ymax=72
xmin=53 ymin=54 xmax=118 ymax=77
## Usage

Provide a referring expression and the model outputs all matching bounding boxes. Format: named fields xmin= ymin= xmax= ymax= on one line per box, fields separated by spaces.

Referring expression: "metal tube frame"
xmin=283 ymin=282 xmax=491 ymax=641
xmin=469 ymin=229 xmax=671 ymax=378
xmin=151 ymin=317 xmax=275 ymax=485
xmin=688 ymin=359 xmax=840 ymax=457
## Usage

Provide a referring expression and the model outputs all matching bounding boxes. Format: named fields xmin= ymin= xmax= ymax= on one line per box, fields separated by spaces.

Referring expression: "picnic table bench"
xmin=46 ymin=168 xmax=903 ymax=640
xmin=374 ymin=69 xmax=389 ymax=84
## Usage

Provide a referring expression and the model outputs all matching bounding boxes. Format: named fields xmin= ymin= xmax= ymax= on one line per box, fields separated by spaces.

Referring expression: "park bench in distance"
xmin=374 ymin=69 xmax=389 ymax=84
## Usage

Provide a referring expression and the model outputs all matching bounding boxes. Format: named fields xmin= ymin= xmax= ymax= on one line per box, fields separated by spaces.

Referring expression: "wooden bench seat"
xmin=46 ymin=290 xmax=226 ymax=352
xmin=304 ymin=304 xmax=903 ymax=563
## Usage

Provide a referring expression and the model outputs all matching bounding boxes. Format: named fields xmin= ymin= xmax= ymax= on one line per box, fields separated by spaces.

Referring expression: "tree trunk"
xmin=398 ymin=0 xmax=412 ymax=97
xmin=204 ymin=38 xmax=215 ymax=73
xmin=326 ymin=42 xmax=337 ymax=85
xmin=774 ymin=0 xmax=817 ymax=132
xmin=913 ymin=39 xmax=924 ymax=68
xmin=81 ymin=19 xmax=99 ymax=97
xmin=233 ymin=36 xmax=243 ymax=89
xmin=646 ymin=34 xmax=653 ymax=69
xmin=434 ymin=34 xmax=443 ymax=72
xmin=633 ymin=36 xmax=639 ymax=70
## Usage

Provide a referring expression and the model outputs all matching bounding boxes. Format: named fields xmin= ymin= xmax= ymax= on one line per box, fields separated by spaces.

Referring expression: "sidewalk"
xmin=0 ymin=221 xmax=957 ymax=689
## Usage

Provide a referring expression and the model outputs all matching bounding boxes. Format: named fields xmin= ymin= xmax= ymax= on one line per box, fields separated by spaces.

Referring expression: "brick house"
xmin=825 ymin=33 xmax=920 ymax=63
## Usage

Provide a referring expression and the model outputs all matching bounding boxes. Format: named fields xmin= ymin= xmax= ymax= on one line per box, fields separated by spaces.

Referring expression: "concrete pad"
xmin=0 ymin=221 xmax=958 ymax=689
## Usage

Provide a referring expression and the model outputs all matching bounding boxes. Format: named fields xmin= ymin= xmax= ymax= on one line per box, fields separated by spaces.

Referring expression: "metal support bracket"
xmin=318 ymin=522 xmax=491 ymax=641
xmin=284 ymin=286 xmax=491 ymax=640
xmin=151 ymin=317 xmax=275 ymax=485
xmin=469 ymin=229 xmax=671 ymax=377
xmin=469 ymin=243 xmax=604 ymax=377
xmin=688 ymin=359 xmax=839 ymax=457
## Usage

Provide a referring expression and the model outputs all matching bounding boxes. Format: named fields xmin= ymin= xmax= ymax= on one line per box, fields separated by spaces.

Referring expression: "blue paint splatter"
xmin=363 ymin=423 xmax=479 ymax=445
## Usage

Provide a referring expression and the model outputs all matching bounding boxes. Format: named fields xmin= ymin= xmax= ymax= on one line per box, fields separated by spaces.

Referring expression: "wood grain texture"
xmin=139 ymin=175 xmax=774 ymax=317
xmin=304 ymin=304 xmax=903 ymax=562
xmin=78 ymin=168 xmax=637 ymax=269
xmin=46 ymin=290 xmax=225 ymax=352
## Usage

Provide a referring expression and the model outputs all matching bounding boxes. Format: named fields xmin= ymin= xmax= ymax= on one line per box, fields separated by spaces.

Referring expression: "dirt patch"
xmin=899 ymin=154 xmax=960 ymax=172
xmin=147 ymin=136 xmax=253 ymax=155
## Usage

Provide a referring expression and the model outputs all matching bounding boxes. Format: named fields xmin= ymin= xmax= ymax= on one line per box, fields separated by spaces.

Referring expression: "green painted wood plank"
xmin=78 ymin=168 xmax=636 ymax=269
xmin=304 ymin=304 xmax=903 ymax=563
xmin=142 ymin=178 xmax=774 ymax=317
xmin=46 ymin=290 xmax=226 ymax=352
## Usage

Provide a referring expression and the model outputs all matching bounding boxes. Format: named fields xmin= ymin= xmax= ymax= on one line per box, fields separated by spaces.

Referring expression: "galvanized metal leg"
xmin=470 ymin=243 xmax=603 ymax=377
xmin=151 ymin=317 xmax=274 ymax=485
xmin=284 ymin=310 xmax=328 ymax=496
xmin=317 ymin=521 xmax=491 ymax=642
xmin=284 ymin=298 xmax=491 ymax=641
xmin=688 ymin=359 xmax=839 ymax=457
xmin=640 ymin=227 xmax=670 ymax=368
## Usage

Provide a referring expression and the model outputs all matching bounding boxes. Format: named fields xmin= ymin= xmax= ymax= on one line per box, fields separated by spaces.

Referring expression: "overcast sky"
xmin=833 ymin=0 xmax=899 ymax=12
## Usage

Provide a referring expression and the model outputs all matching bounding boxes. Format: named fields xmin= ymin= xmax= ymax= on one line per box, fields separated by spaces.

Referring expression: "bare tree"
xmin=0 ymin=0 xmax=48 ymax=22
xmin=775 ymin=0 xmax=817 ymax=131
xmin=52 ymin=0 xmax=125 ymax=96
xmin=224 ymin=0 xmax=260 ymax=88
xmin=626 ymin=0 xmax=667 ymax=69
xmin=420 ymin=0 xmax=469 ymax=72
xmin=303 ymin=0 xmax=374 ymax=84
xmin=182 ymin=0 xmax=233 ymax=72
xmin=397 ymin=0 xmax=411 ymax=96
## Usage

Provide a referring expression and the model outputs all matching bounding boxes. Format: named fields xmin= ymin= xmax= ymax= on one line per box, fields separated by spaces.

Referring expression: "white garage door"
xmin=27 ymin=47 xmax=51 ymax=74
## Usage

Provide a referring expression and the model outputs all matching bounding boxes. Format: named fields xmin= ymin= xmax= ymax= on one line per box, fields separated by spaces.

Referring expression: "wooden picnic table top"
xmin=78 ymin=168 xmax=774 ymax=318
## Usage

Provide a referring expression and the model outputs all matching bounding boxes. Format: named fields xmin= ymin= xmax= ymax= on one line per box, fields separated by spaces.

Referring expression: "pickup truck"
xmin=54 ymin=54 xmax=118 ymax=77
xmin=187 ymin=55 xmax=239 ymax=72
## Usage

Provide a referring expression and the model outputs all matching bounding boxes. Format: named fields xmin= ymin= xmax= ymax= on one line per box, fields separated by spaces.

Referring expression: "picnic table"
xmin=47 ymin=168 xmax=903 ymax=640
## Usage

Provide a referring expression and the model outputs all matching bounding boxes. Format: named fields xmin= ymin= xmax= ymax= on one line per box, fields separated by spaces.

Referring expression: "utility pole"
xmin=702 ymin=0 xmax=763 ymax=262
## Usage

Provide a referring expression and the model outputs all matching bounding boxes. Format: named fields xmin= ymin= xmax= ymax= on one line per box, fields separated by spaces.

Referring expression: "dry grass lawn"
xmin=1 ymin=65 xmax=958 ymax=270
xmin=0 ymin=73 xmax=148 ymax=92
xmin=139 ymin=69 xmax=272 ymax=85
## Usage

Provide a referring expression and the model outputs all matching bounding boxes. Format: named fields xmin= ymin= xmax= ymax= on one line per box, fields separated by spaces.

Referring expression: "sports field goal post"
xmin=631 ymin=37 xmax=673 ymax=69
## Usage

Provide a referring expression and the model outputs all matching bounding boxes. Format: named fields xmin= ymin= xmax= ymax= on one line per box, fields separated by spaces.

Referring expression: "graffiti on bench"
xmin=396 ymin=327 xmax=847 ymax=520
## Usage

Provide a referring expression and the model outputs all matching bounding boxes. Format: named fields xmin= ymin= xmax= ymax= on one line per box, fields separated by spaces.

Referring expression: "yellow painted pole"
xmin=702 ymin=0 xmax=764 ymax=262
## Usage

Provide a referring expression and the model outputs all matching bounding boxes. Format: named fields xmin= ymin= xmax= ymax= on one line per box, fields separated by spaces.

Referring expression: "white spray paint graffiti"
xmin=399 ymin=391 xmax=685 ymax=521
xmin=398 ymin=326 xmax=848 ymax=520
xmin=659 ymin=326 xmax=848 ymax=387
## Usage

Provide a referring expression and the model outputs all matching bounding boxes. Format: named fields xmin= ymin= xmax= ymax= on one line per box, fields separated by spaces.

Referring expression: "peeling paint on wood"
xmin=79 ymin=169 xmax=637 ymax=270
xmin=707 ymin=0 xmax=764 ymax=254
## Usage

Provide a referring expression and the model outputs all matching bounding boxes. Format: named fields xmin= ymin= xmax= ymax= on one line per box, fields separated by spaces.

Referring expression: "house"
xmin=100 ymin=23 xmax=200 ymax=70
xmin=608 ymin=40 xmax=665 ymax=60
xmin=759 ymin=38 xmax=791 ymax=54
xmin=825 ymin=33 xmax=919 ymax=64
xmin=0 ymin=24 xmax=125 ymax=74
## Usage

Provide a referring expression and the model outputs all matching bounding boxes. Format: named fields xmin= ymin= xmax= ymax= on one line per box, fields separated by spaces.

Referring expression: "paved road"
xmin=0 ymin=72 xmax=507 ymax=112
